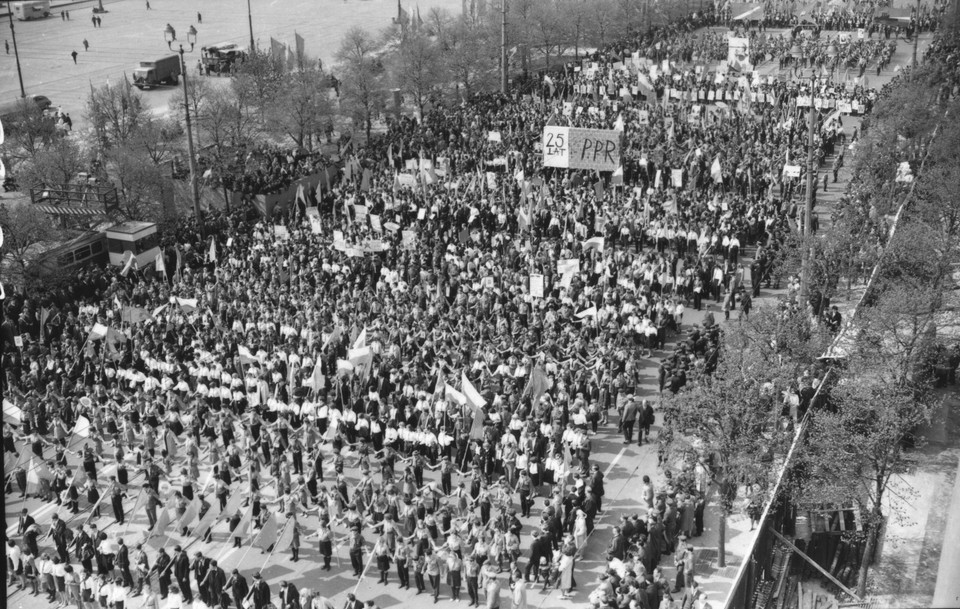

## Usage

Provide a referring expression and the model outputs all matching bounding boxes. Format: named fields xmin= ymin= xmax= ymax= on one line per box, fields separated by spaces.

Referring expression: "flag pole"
xmin=123 ymin=488 xmax=146 ymax=535
xmin=352 ymin=539 xmax=380 ymax=595
xmin=234 ymin=528 xmax=262 ymax=567
xmin=257 ymin=518 xmax=291 ymax=573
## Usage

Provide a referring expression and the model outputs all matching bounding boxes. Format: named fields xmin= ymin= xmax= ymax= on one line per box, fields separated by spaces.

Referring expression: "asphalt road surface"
xmin=0 ymin=0 xmax=464 ymax=123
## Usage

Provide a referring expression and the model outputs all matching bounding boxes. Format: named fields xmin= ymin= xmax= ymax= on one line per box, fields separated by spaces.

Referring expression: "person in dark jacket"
xmin=199 ymin=559 xmax=227 ymax=609
xmin=152 ymin=548 xmax=171 ymax=598
xmin=191 ymin=551 xmax=210 ymax=604
xmin=588 ymin=465 xmax=605 ymax=513
xmin=523 ymin=530 xmax=553 ymax=582
xmin=224 ymin=569 xmax=248 ymax=609
xmin=115 ymin=538 xmax=133 ymax=587
xmin=245 ymin=573 xmax=270 ymax=609
xmin=278 ymin=580 xmax=300 ymax=609
xmin=171 ymin=546 xmax=192 ymax=602
xmin=607 ymin=527 xmax=627 ymax=561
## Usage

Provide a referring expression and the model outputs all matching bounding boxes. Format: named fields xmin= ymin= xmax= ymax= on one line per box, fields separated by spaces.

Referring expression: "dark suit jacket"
xmin=530 ymin=536 xmax=553 ymax=564
xmin=228 ymin=573 xmax=248 ymax=598
xmin=280 ymin=583 xmax=300 ymax=609
xmin=250 ymin=580 xmax=270 ymax=607
xmin=173 ymin=552 xmax=190 ymax=580
xmin=204 ymin=566 xmax=226 ymax=595
xmin=18 ymin=514 xmax=36 ymax=535
xmin=609 ymin=534 xmax=626 ymax=560
xmin=115 ymin=544 xmax=130 ymax=568
xmin=154 ymin=554 xmax=171 ymax=580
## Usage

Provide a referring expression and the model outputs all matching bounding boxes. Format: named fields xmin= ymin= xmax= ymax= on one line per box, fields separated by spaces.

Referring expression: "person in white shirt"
xmin=6 ymin=540 xmax=22 ymax=587
xmin=110 ymin=577 xmax=130 ymax=609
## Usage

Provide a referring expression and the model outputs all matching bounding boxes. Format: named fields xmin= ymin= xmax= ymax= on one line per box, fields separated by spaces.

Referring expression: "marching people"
xmin=3 ymin=5 xmax=952 ymax=609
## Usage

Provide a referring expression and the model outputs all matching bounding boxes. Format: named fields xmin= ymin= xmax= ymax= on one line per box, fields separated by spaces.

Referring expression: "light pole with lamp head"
xmin=187 ymin=26 xmax=197 ymax=52
xmin=790 ymin=43 xmax=815 ymax=310
xmin=790 ymin=41 xmax=836 ymax=311
xmin=500 ymin=0 xmax=508 ymax=94
xmin=178 ymin=45 xmax=202 ymax=233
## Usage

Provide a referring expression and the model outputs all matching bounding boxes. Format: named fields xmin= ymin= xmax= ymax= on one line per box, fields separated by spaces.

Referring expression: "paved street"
xmin=1 ymin=0 xmax=464 ymax=121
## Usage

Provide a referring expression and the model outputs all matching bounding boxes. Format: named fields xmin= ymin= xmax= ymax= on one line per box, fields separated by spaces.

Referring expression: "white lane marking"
xmin=604 ymin=447 xmax=626 ymax=477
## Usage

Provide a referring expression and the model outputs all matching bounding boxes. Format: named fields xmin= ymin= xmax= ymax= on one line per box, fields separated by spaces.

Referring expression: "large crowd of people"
xmin=3 ymin=4 xmax=953 ymax=609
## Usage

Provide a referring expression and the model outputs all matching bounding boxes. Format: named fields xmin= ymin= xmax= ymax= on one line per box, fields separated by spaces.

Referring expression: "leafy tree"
xmin=84 ymin=84 xmax=184 ymax=222
xmin=109 ymin=145 xmax=174 ymax=221
xmin=266 ymin=69 xmax=335 ymax=149
xmin=586 ymin=0 xmax=620 ymax=50
xmin=559 ymin=0 xmax=589 ymax=58
xmin=530 ymin=0 xmax=570 ymax=69
xmin=444 ymin=18 xmax=496 ymax=100
xmin=168 ymin=76 xmax=210 ymax=149
xmin=426 ymin=6 xmax=452 ymax=38
xmin=661 ymin=305 xmax=823 ymax=566
xmin=198 ymin=87 xmax=258 ymax=152
xmin=507 ymin=0 xmax=537 ymax=78
xmin=87 ymin=80 xmax=146 ymax=149
xmin=1 ymin=99 xmax=59 ymax=165
xmin=17 ymin=137 xmax=87 ymax=190
xmin=233 ymin=49 xmax=287 ymax=124
xmin=392 ymin=30 xmax=444 ymax=118
xmin=799 ymin=375 xmax=935 ymax=597
xmin=0 ymin=202 xmax=63 ymax=282
xmin=335 ymin=26 xmax=386 ymax=141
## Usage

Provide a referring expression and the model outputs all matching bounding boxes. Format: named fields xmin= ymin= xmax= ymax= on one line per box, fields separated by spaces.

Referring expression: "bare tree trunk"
xmin=857 ymin=509 xmax=881 ymax=597
xmin=718 ymin=511 xmax=727 ymax=568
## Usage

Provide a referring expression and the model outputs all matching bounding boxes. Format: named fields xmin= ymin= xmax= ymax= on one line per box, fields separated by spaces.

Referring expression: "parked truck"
xmin=13 ymin=1 xmax=51 ymax=20
xmin=201 ymin=42 xmax=246 ymax=75
xmin=132 ymin=55 xmax=182 ymax=90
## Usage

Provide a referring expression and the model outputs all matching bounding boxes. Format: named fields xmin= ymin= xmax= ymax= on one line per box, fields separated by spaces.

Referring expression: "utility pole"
xmin=911 ymin=0 xmax=921 ymax=67
xmin=6 ymin=4 xmax=25 ymax=97
xmin=178 ymin=46 xmax=203 ymax=231
xmin=247 ymin=0 xmax=255 ymax=52
xmin=799 ymin=93 xmax=816 ymax=309
xmin=500 ymin=0 xmax=507 ymax=94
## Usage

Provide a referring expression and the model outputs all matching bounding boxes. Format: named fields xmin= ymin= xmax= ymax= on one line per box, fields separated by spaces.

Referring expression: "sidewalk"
xmin=868 ymin=390 xmax=960 ymax=608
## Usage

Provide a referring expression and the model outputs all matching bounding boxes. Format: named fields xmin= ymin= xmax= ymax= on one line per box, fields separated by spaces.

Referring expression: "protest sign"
xmin=542 ymin=127 xmax=621 ymax=171
xmin=782 ymin=165 xmax=801 ymax=178
xmin=557 ymin=259 xmax=580 ymax=275
xmin=530 ymin=274 xmax=544 ymax=298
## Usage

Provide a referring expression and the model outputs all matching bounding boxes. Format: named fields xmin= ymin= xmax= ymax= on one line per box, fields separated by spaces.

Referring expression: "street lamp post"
xmin=187 ymin=26 xmax=197 ymax=52
xmin=789 ymin=41 xmax=837 ymax=312
xmin=911 ymin=0 xmax=921 ymax=67
xmin=500 ymin=0 xmax=508 ymax=94
xmin=6 ymin=3 xmax=26 ymax=97
xmin=790 ymin=44 xmax=818 ymax=310
xmin=178 ymin=45 xmax=202 ymax=230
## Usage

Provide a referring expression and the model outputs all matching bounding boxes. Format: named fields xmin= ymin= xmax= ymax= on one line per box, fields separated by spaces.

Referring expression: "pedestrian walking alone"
xmin=71 ymin=50 xmax=78 ymax=64
xmin=197 ymin=12 xmax=202 ymax=23
xmin=83 ymin=39 xmax=89 ymax=51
